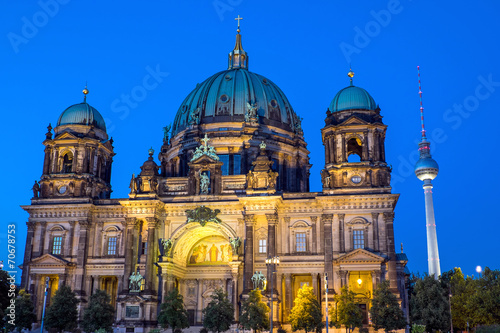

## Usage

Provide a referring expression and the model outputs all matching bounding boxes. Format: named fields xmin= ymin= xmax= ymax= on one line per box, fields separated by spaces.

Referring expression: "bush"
xmin=277 ymin=328 xmax=287 ymax=333
xmin=477 ymin=325 xmax=500 ymax=333
xmin=150 ymin=329 xmax=161 ymax=333
xmin=411 ymin=324 xmax=425 ymax=333
xmin=359 ymin=328 xmax=369 ymax=333
xmin=200 ymin=329 xmax=208 ymax=333
xmin=174 ymin=329 xmax=183 ymax=333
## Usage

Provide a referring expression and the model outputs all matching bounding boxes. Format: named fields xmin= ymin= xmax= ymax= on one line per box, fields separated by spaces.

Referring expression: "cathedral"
xmin=21 ymin=24 xmax=409 ymax=332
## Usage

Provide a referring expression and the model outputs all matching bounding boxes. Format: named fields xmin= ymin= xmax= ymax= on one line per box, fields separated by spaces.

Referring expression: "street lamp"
xmin=0 ymin=260 xmax=3 ymax=270
xmin=476 ymin=265 xmax=482 ymax=278
xmin=265 ymin=256 xmax=280 ymax=333
xmin=325 ymin=273 xmax=329 ymax=333
xmin=40 ymin=277 xmax=50 ymax=333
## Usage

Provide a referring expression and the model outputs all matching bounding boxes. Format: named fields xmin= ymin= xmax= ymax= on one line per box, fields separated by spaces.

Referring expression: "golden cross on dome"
xmin=235 ymin=15 xmax=243 ymax=31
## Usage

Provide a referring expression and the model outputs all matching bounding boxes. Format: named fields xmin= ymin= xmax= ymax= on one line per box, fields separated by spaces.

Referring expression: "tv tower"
xmin=414 ymin=66 xmax=441 ymax=278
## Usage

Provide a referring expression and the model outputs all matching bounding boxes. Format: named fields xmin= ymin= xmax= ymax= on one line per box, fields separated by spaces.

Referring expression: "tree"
xmin=369 ymin=281 xmax=406 ymax=333
xmin=82 ymin=289 xmax=115 ymax=333
xmin=289 ymin=284 xmax=324 ymax=333
xmin=158 ymin=288 xmax=190 ymax=333
xmin=0 ymin=270 xmax=14 ymax=328
xmin=410 ymin=275 xmax=450 ymax=332
xmin=202 ymin=288 xmax=234 ymax=333
xmin=330 ymin=286 xmax=362 ymax=333
xmin=3 ymin=289 xmax=37 ymax=332
xmin=239 ymin=289 xmax=270 ymax=333
xmin=44 ymin=284 xmax=79 ymax=333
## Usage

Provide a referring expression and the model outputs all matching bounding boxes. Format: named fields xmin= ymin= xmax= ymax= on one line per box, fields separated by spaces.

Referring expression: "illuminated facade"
xmin=21 ymin=28 xmax=409 ymax=332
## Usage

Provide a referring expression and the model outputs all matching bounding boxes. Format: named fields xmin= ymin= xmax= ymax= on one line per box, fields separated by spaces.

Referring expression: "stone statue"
xmin=246 ymin=171 xmax=254 ymax=189
xmin=135 ymin=176 xmax=142 ymax=193
xmin=229 ymin=237 xmax=242 ymax=253
xmin=295 ymin=116 xmax=303 ymax=132
xmin=200 ymin=171 xmax=210 ymax=194
xmin=161 ymin=238 xmax=173 ymax=256
xmin=32 ymin=181 xmax=40 ymax=198
xmin=251 ymin=271 xmax=266 ymax=290
xmin=268 ymin=171 xmax=278 ymax=189
xmin=245 ymin=102 xmax=258 ymax=122
xmin=129 ymin=174 xmax=137 ymax=194
xmin=45 ymin=124 xmax=52 ymax=140
xmin=150 ymin=177 xmax=158 ymax=192
xmin=189 ymin=107 xmax=201 ymax=125
xmin=162 ymin=124 xmax=171 ymax=142
xmin=129 ymin=271 xmax=143 ymax=292
xmin=85 ymin=182 xmax=93 ymax=197
xmin=69 ymin=181 xmax=75 ymax=196
xmin=321 ymin=169 xmax=331 ymax=189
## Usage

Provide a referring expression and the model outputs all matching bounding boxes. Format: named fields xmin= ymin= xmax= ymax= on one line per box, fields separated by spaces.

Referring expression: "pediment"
xmin=340 ymin=115 xmax=369 ymax=126
xmin=30 ymin=253 xmax=75 ymax=267
xmin=54 ymin=132 xmax=79 ymax=140
xmin=335 ymin=248 xmax=386 ymax=264
xmin=190 ymin=154 xmax=219 ymax=164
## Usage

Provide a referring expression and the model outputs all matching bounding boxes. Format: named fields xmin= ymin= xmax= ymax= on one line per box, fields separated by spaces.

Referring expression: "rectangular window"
xmin=220 ymin=154 xmax=230 ymax=175
xmin=233 ymin=154 xmax=241 ymax=175
xmin=353 ymin=230 xmax=364 ymax=249
xmin=296 ymin=233 xmax=306 ymax=252
xmin=107 ymin=237 xmax=117 ymax=255
xmin=142 ymin=241 xmax=147 ymax=255
xmin=52 ymin=236 xmax=62 ymax=255
xmin=259 ymin=239 xmax=267 ymax=253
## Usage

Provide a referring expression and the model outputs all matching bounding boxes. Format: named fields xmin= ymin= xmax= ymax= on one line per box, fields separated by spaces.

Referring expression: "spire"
xmin=228 ymin=15 xmax=248 ymax=70
xmin=417 ymin=66 xmax=427 ymax=141
xmin=83 ymin=83 xmax=89 ymax=103
xmin=348 ymin=68 xmax=355 ymax=86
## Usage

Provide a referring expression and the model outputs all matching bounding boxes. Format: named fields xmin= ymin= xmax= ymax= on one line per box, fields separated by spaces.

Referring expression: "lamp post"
xmin=40 ymin=277 xmax=50 ymax=333
xmin=266 ymin=256 xmax=280 ymax=333
xmin=476 ymin=265 xmax=482 ymax=278
xmin=325 ymin=273 xmax=329 ymax=333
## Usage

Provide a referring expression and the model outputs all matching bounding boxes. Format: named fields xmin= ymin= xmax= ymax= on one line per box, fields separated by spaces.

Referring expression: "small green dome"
xmin=57 ymin=102 xmax=106 ymax=132
xmin=329 ymin=85 xmax=377 ymax=112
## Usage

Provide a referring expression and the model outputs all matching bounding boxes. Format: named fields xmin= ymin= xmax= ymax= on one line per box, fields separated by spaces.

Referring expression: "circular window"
xmin=59 ymin=185 xmax=67 ymax=194
xmin=225 ymin=75 xmax=232 ymax=81
xmin=220 ymin=94 xmax=229 ymax=103
xmin=262 ymin=78 xmax=268 ymax=85
xmin=270 ymin=99 xmax=278 ymax=108
xmin=351 ymin=175 xmax=362 ymax=184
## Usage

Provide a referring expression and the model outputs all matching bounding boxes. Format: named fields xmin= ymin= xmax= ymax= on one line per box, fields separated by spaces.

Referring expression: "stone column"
xmin=145 ymin=217 xmax=159 ymax=292
xmin=338 ymin=214 xmax=345 ymax=253
xmin=325 ymin=136 xmax=331 ymax=164
xmin=284 ymin=273 xmax=292 ymax=322
xmin=384 ymin=212 xmax=398 ymax=290
xmin=371 ymin=213 xmax=380 ymax=252
xmin=196 ymin=279 xmax=203 ymax=324
xmin=311 ymin=273 xmax=318 ymax=299
xmin=95 ymin=221 xmax=104 ymax=257
xmin=362 ymin=130 xmax=369 ymax=161
xmin=311 ymin=216 xmax=318 ymax=254
xmin=243 ymin=214 xmax=255 ymax=292
xmin=123 ymin=217 xmax=137 ymax=292
xmin=58 ymin=273 xmax=66 ymax=288
xmin=64 ymin=221 xmax=76 ymax=257
xmin=21 ymin=222 xmax=36 ymax=288
xmin=284 ymin=217 xmax=291 ymax=254
xmin=330 ymin=136 xmax=336 ymax=164
xmin=371 ymin=270 xmax=381 ymax=290
xmin=74 ymin=219 xmax=91 ymax=295
xmin=92 ymin=275 xmax=101 ymax=293
xmin=43 ymin=147 xmax=51 ymax=175
xmin=322 ymin=214 xmax=334 ymax=285
xmin=37 ymin=222 xmax=47 ymax=257
xmin=232 ymin=273 xmax=239 ymax=320
xmin=266 ymin=213 xmax=278 ymax=293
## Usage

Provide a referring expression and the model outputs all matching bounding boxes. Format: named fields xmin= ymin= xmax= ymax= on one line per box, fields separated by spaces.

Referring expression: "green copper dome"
xmin=56 ymin=102 xmax=106 ymax=132
xmin=329 ymin=84 xmax=377 ymax=112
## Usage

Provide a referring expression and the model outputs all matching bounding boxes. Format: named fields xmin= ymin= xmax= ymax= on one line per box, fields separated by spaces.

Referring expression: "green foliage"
xmin=476 ymin=325 xmax=500 ymax=333
xmin=239 ymin=289 xmax=270 ymax=333
xmin=329 ymin=286 xmax=362 ymax=333
xmin=200 ymin=328 xmax=208 ymax=333
xmin=0 ymin=270 xmax=15 ymax=328
xmin=158 ymin=289 xmax=190 ymax=333
xmin=82 ymin=289 xmax=115 ymax=333
xmin=277 ymin=328 xmax=287 ymax=333
xmin=44 ymin=284 xmax=79 ymax=333
xmin=409 ymin=275 xmax=450 ymax=332
xmin=3 ymin=289 xmax=37 ymax=332
xmin=202 ymin=288 xmax=235 ymax=333
xmin=96 ymin=329 xmax=108 ymax=333
xmin=289 ymin=284 xmax=323 ymax=333
xmin=369 ymin=281 xmax=407 ymax=333
xmin=410 ymin=324 xmax=425 ymax=333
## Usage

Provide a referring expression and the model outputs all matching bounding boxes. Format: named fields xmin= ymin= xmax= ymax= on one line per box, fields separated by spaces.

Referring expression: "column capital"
xmin=321 ymin=214 xmax=333 ymax=224
xmin=243 ymin=214 xmax=255 ymax=225
xmin=337 ymin=213 xmax=345 ymax=222
xmin=310 ymin=216 xmax=318 ymax=223
xmin=265 ymin=213 xmax=278 ymax=225
xmin=383 ymin=212 xmax=395 ymax=222
xmin=125 ymin=217 xmax=138 ymax=228
xmin=37 ymin=221 xmax=47 ymax=228
xmin=371 ymin=212 xmax=379 ymax=220
xmin=26 ymin=221 xmax=36 ymax=231
xmin=146 ymin=216 xmax=159 ymax=228
xmin=79 ymin=220 xmax=91 ymax=230
xmin=68 ymin=221 xmax=76 ymax=228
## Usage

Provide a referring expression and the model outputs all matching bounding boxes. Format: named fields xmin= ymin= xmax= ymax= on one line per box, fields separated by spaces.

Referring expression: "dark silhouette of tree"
xmin=410 ymin=275 xmax=450 ymax=332
xmin=369 ymin=281 xmax=406 ymax=332
xmin=239 ymin=289 xmax=270 ymax=333
xmin=202 ymin=288 xmax=234 ymax=333
xmin=158 ymin=289 xmax=190 ymax=333
xmin=82 ymin=289 xmax=115 ymax=333
xmin=44 ymin=284 xmax=79 ymax=333
xmin=4 ymin=289 xmax=36 ymax=332
xmin=289 ymin=284 xmax=323 ymax=333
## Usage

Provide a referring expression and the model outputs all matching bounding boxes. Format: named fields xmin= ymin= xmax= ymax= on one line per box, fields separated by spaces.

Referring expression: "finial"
xmin=259 ymin=141 xmax=266 ymax=150
xmin=417 ymin=66 xmax=427 ymax=141
xmin=83 ymin=82 xmax=89 ymax=103
xmin=235 ymin=15 xmax=243 ymax=33
xmin=348 ymin=67 xmax=354 ymax=86
xmin=148 ymin=147 xmax=154 ymax=156
xmin=401 ymin=242 xmax=404 ymax=253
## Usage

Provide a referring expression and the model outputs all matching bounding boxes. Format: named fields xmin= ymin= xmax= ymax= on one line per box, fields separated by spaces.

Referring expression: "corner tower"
xmin=414 ymin=66 xmax=441 ymax=278
xmin=320 ymin=70 xmax=391 ymax=194
xmin=35 ymin=88 xmax=115 ymax=200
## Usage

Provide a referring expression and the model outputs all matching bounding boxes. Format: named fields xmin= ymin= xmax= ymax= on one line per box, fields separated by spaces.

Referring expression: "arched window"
xmin=347 ymin=137 xmax=362 ymax=162
xmin=62 ymin=152 xmax=73 ymax=173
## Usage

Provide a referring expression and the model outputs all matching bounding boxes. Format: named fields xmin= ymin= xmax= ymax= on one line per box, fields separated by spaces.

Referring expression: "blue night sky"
xmin=2 ymin=1 xmax=499 ymax=282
